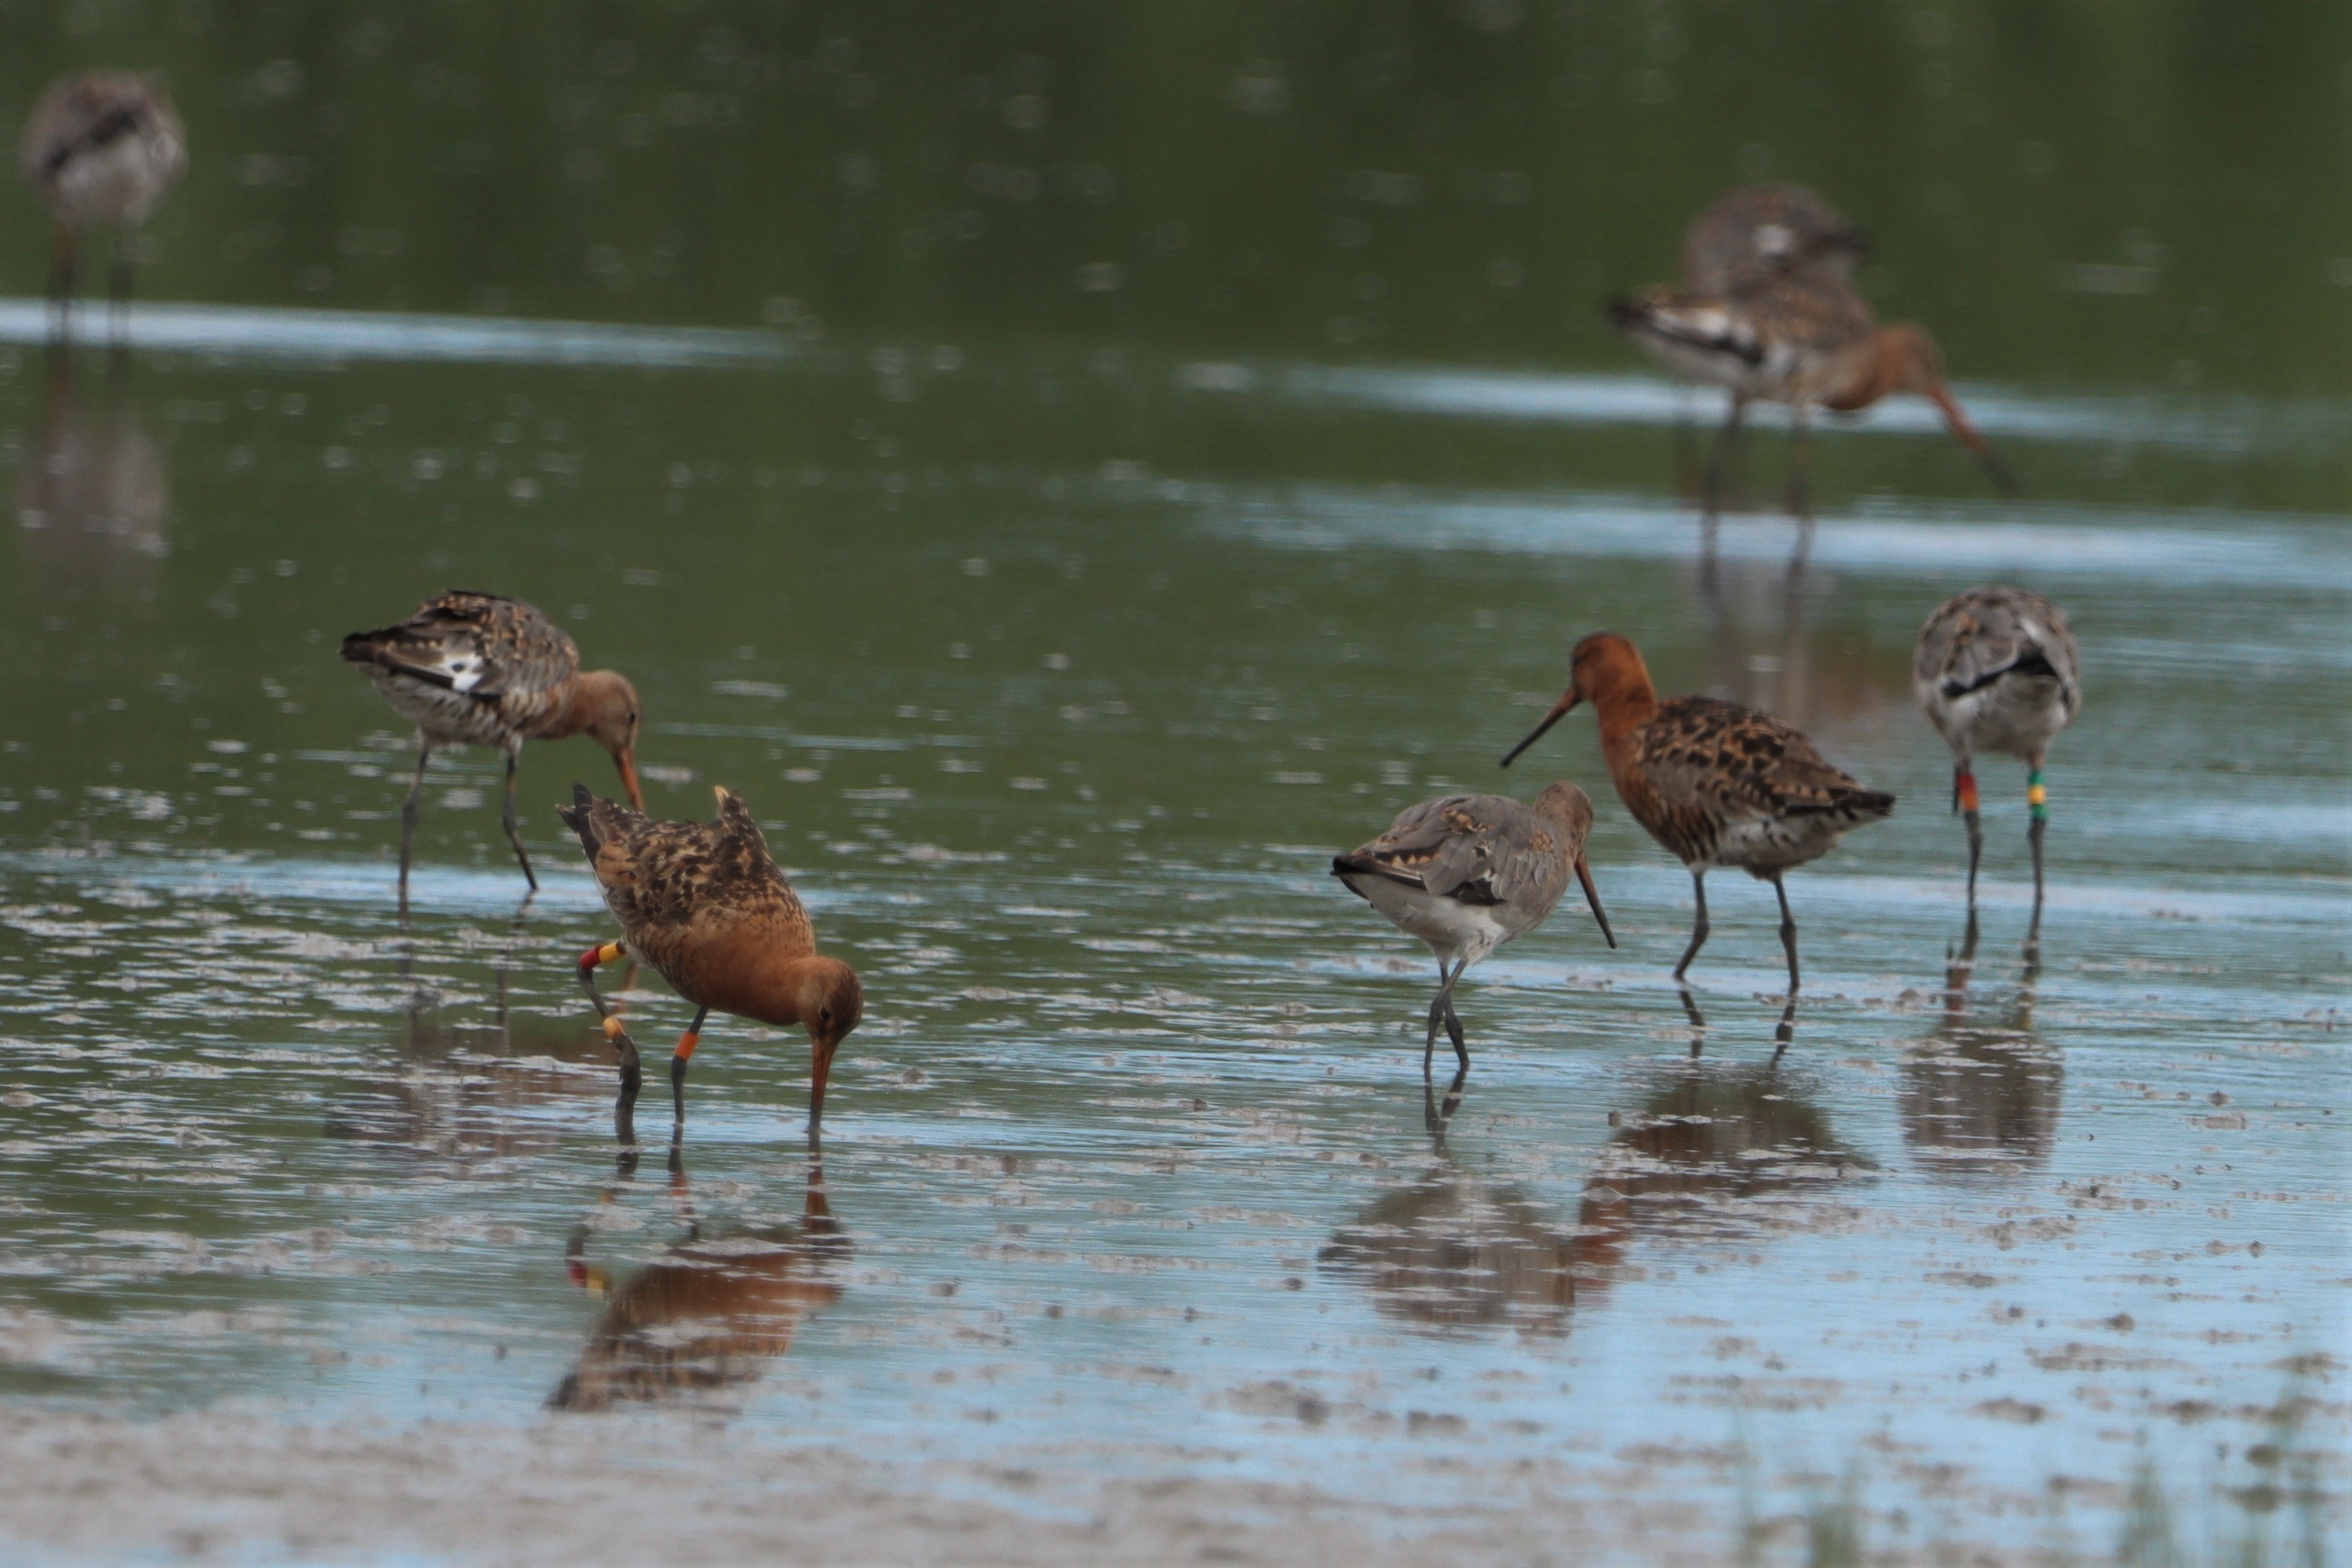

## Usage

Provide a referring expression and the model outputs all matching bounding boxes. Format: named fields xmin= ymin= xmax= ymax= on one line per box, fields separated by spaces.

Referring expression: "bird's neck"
xmin=532 ymin=672 xmax=604 ymax=742
xmin=1588 ymin=681 xmax=1659 ymax=780
xmin=1824 ymin=328 xmax=1916 ymax=413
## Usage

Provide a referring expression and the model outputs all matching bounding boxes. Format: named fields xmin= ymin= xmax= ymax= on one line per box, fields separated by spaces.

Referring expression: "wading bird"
xmin=564 ymin=784 xmax=864 ymax=1139
xmin=341 ymin=591 xmax=643 ymax=900
xmin=1912 ymin=587 xmax=2080 ymax=936
xmin=1333 ymin=782 xmax=1614 ymax=1072
xmin=1503 ymin=632 xmax=1891 ymax=994
xmin=1610 ymin=185 xmax=2016 ymax=551
xmin=20 ymin=73 xmax=186 ymax=346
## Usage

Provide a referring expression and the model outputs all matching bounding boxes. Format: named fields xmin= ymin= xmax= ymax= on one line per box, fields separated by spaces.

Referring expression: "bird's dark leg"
xmin=1701 ymin=397 xmax=1746 ymax=572
xmin=500 ymin=749 xmax=538 ymax=891
xmin=1769 ymin=996 xmax=1797 ymax=1068
xmin=1423 ymin=1061 xmax=1469 ymax=1152
xmin=1678 ymin=987 xmax=1708 ymax=1059
xmin=1423 ymin=958 xmax=1469 ymax=1072
xmin=670 ymin=1006 xmax=708 ymax=1126
xmin=1769 ymin=872 xmax=1801 ymax=996
xmin=2025 ymin=756 xmax=2050 ymax=955
xmin=1672 ymin=869 xmax=1711 ymax=983
xmin=106 ymin=228 xmax=135 ymax=375
xmin=47 ymin=222 xmax=76 ymax=351
xmin=397 ymin=736 xmax=434 ymax=911
xmin=1955 ymin=763 xmax=1983 ymax=907
xmin=1420 ymin=964 xmax=1458 ymax=1072
xmin=1786 ymin=406 xmax=1815 ymax=570
xmin=578 ymin=940 xmax=642 ymax=1142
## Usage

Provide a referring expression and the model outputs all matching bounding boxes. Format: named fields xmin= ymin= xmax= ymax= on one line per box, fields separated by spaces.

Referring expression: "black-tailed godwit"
xmin=340 ymin=590 xmax=644 ymax=898
xmin=1611 ymin=186 xmax=2017 ymax=549
xmin=563 ymin=785 xmax=864 ymax=1139
xmin=1912 ymin=587 xmax=2080 ymax=936
xmin=1503 ymin=632 xmax=1892 ymax=994
xmin=20 ymin=74 xmax=186 ymax=344
xmin=1333 ymin=782 xmax=1614 ymax=1072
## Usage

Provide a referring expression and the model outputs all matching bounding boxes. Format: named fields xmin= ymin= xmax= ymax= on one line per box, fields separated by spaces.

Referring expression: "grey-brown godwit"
xmin=1610 ymin=186 xmax=2017 ymax=551
xmin=340 ymin=590 xmax=644 ymax=899
xmin=1503 ymin=632 xmax=1893 ymax=994
xmin=563 ymin=785 xmax=864 ymax=1139
xmin=1912 ymin=587 xmax=2080 ymax=938
xmin=19 ymin=73 xmax=186 ymax=346
xmin=1333 ymin=782 xmax=1615 ymax=1072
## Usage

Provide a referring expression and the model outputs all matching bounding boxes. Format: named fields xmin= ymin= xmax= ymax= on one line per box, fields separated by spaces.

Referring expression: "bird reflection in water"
xmin=1318 ymin=1070 xmax=1624 ymax=1338
xmin=1898 ymin=915 xmax=2061 ymax=1177
xmin=323 ymin=897 xmax=638 ymax=1161
xmin=550 ymin=1141 xmax=845 ymax=1412
xmin=15 ymin=361 xmax=167 ymax=600
xmin=1580 ymin=999 xmax=1865 ymax=1248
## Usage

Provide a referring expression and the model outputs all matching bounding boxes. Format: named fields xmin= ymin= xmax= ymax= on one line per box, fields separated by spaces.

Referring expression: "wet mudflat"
xmin=2 ymin=6 xmax=2347 ymax=1564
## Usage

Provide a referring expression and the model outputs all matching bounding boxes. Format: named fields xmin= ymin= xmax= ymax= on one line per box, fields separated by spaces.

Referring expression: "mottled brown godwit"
xmin=1333 ymin=783 xmax=1614 ymax=1072
xmin=340 ymin=590 xmax=643 ymax=899
xmin=1611 ymin=186 xmax=2016 ymax=549
xmin=20 ymin=73 xmax=186 ymax=344
xmin=563 ymin=785 xmax=864 ymax=1139
xmin=1503 ymin=632 xmax=1893 ymax=994
xmin=1912 ymin=587 xmax=2080 ymax=936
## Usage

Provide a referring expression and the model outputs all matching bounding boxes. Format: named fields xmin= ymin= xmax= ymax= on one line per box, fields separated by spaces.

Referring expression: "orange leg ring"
xmin=1955 ymin=770 xmax=1980 ymax=815
xmin=672 ymin=1030 xmax=701 ymax=1063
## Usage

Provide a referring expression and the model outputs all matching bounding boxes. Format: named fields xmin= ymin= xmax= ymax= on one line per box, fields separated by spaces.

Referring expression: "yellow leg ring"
xmin=2025 ymin=785 xmax=2047 ymax=806
xmin=597 ymin=941 xmax=625 ymax=964
xmin=602 ymin=1014 xmax=627 ymax=1039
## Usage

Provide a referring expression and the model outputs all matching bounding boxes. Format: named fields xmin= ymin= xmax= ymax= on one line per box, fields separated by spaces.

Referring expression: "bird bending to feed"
xmin=1609 ymin=184 xmax=2016 ymax=549
xmin=1912 ymin=587 xmax=2080 ymax=936
xmin=341 ymin=590 xmax=643 ymax=899
xmin=20 ymin=73 xmax=186 ymax=342
xmin=1503 ymin=632 xmax=1893 ymax=994
xmin=563 ymin=784 xmax=864 ymax=1137
xmin=1333 ymin=783 xmax=1615 ymax=1072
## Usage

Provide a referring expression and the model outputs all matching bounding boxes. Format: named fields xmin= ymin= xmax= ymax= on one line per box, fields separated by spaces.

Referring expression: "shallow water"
xmin=1 ymin=6 xmax=2346 ymax=1563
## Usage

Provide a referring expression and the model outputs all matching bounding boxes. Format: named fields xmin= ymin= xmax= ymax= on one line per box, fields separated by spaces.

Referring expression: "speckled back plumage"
xmin=1614 ymin=696 xmax=1894 ymax=875
xmin=1337 ymin=785 xmax=1589 ymax=918
xmin=1913 ymin=587 xmax=2080 ymax=762
xmin=1680 ymin=184 xmax=1867 ymax=297
xmin=1608 ymin=272 xmax=1875 ymax=404
xmin=340 ymin=590 xmax=581 ymax=750
xmin=21 ymin=73 xmax=186 ymax=228
xmin=558 ymin=785 xmax=815 ymax=1002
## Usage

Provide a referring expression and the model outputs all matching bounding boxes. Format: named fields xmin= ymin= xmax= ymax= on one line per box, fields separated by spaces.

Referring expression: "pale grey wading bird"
xmin=1912 ymin=587 xmax=2081 ymax=938
xmin=19 ymin=73 xmax=187 ymax=344
xmin=1333 ymin=783 xmax=1616 ymax=1073
xmin=340 ymin=591 xmax=645 ymax=902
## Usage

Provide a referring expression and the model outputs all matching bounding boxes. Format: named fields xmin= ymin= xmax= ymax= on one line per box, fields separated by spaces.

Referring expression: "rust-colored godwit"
xmin=1502 ymin=632 xmax=1893 ymax=994
xmin=1610 ymin=186 xmax=2017 ymax=547
xmin=563 ymin=785 xmax=864 ymax=1139
xmin=340 ymin=590 xmax=644 ymax=899
xmin=1912 ymin=587 xmax=2080 ymax=936
xmin=1333 ymin=782 xmax=1614 ymax=1072
xmin=20 ymin=73 xmax=186 ymax=344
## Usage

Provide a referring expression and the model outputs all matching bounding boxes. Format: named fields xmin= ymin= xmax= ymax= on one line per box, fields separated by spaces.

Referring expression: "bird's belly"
xmin=1933 ymin=677 xmax=2073 ymax=761
xmin=1348 ymin=878 xmax=1514 ymax=966
xmin=1637 ymin=335 xmax=1778 ymax=396
xmin=1705 ymin=812 xmax=1850 ymax=873
xmin=371 ymin=671 xmax=517 ymax=749
xmin=54 ymin=138 xmax=175 ymax=227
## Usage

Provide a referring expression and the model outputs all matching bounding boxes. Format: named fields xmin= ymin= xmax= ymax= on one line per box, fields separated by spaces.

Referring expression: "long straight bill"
xmin=1501 ymin=692 xmax=1578 ymax=768
xmin=1925 ymin=383 xmax=2021 ymax=496
xmin=1575 ymin=853 xmax=1616 ymax=948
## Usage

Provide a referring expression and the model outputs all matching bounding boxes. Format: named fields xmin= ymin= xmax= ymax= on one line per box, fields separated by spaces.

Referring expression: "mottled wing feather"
xmin=1632 ymin=698 xmax=1892 ymax=851
xmin=343 ymin=590 xmax=579 ymax=702
xmin=561 ymin=787 xmax=812 ymax=987
xmin=1915 ymin=588 xmax=2080 ymax=707
xmin=1336 ymin=795 xmax=1558 ymax=909
xmin=1682 ymin=184 xmax=1867 ymax=297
